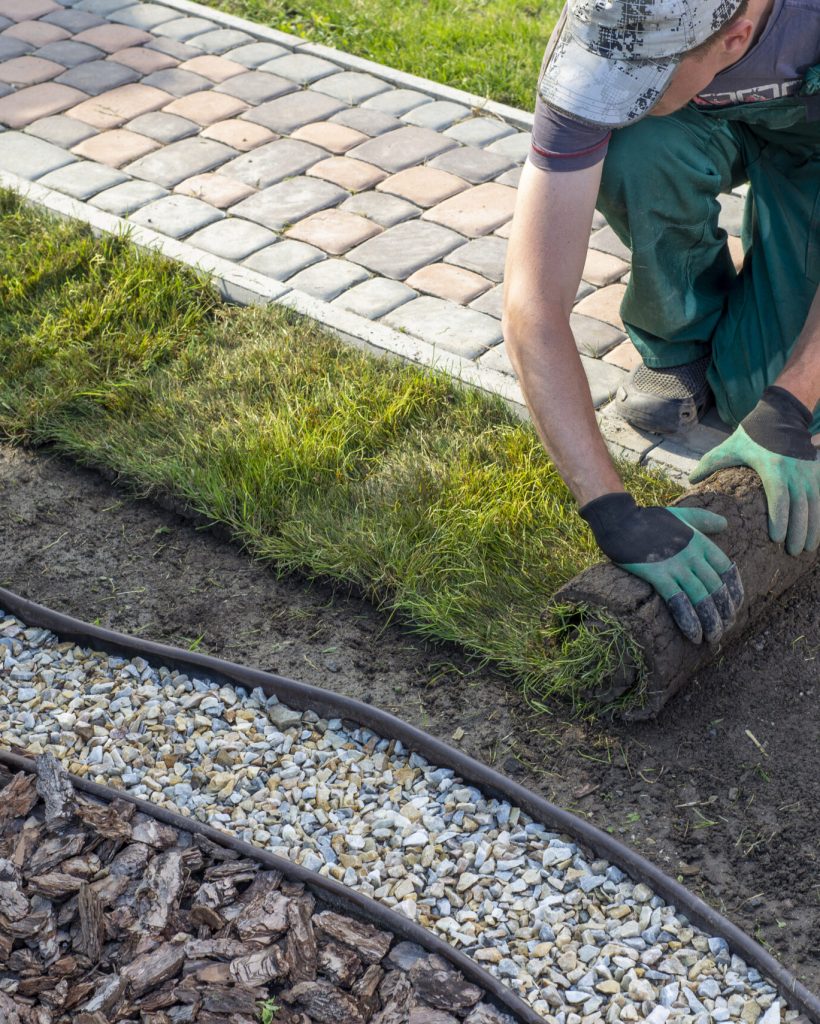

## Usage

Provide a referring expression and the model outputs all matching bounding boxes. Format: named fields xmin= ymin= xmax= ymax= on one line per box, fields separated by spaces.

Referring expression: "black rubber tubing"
xmin=1 ymin=586 xmax=818 ymax=1023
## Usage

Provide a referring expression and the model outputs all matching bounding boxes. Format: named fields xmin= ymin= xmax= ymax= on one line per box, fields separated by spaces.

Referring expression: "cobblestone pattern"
xmin=0 ymin=0 xmax=746 ymax=478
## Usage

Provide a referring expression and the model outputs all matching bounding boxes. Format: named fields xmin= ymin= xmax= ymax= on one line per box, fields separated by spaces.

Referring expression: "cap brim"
xmin=539 ymin=26 xmax=679 ymax=129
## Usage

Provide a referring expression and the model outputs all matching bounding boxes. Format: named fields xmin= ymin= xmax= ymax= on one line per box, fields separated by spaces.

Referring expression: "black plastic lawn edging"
xmin=1 ymin=586 xmax=818 ymax=1024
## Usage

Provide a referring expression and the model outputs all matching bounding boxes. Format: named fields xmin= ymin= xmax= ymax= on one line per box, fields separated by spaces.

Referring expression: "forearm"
xmin=776 ymin=283 xmax=820 ymax=413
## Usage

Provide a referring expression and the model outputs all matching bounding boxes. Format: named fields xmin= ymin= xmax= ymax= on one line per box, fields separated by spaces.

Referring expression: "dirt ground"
xmin=1 ymin=442 xmax=817 ymax=993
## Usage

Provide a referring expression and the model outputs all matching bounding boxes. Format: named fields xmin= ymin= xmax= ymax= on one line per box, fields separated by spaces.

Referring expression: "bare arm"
xmin=502 ymin=158 xmax=624 ymax=505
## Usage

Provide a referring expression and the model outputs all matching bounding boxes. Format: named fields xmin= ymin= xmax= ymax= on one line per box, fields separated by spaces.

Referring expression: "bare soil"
xmin=1 ymin=443 xmax=817 ymax=993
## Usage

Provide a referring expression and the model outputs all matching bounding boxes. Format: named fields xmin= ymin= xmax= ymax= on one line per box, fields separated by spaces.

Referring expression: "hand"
xmin=580 ymin=492 xmax=744 ymax=645
xmin=690 ymin=386 xmax=820 ymax=555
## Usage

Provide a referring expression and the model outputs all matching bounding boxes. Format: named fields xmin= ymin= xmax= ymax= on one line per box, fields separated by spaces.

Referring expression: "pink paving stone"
xmin=494 ymin=219 xmax=512 ymax=239
xmin=201 ymin=118 xmax=275 ymax=151
xmin=573 ymin=283 xmax=627 ymax=331
xmin=2 ymin=20 xmax=68 ymax=46
xmin=0 ymin=0 xmax=59 ymax=19
xmin=0 ymin=56 xmax=64 ymax=86
xmin=163 ymin=90 xmax=248 ymax=126
xmin=404 ymin=262 xmax=491 ymax=304
xmin=73 ymin=24 xmax=151 ymax=54
xmin=582 ymin=248 xmax=630 ymax=287
xmin=307 ymin=156 xmax=387 ymax=192
xmin=72 ymin=127 xmax=160 ymax=168
xmin=421 ymin=182 xmax=516 ymax=238
xmin=174 ymin=172 xmax=256 ymax=208
xmin=107 ymin=47 xmax=179 ymax=74
xmin=285 ymin=208 xmax=382 ymax=255
xmin=0 ymin=82 xmax=86 ymax=128
xmin=376 ymin=165 xmax=468 ymax=207
xmin=290 ymin=120 xmax=367 ymax=154
xmin=66 ymin=84 xmax=172 ymax=129
xmin=603 ymin=339 xmax=642 ymax=372
xmin=178 ymin=54 xmax=245 ymax=82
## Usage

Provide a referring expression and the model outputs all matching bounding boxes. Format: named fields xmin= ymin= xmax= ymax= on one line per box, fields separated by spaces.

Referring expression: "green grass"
xmin=0 ymin=191 xmax=681 ymax=709
xmin=203 ymin=0 xmax=559 ymax=110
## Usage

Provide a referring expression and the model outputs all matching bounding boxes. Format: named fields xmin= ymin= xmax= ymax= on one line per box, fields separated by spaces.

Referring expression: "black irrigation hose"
xmin=2 ymin=586 xmax=818 ymax=1023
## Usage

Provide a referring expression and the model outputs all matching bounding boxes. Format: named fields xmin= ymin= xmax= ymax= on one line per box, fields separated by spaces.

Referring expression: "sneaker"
xmin=615 ymin=355 xmax=714 ymax=434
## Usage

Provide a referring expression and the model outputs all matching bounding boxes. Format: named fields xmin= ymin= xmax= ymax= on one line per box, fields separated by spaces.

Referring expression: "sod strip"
xmin=0 ymin=190 xmax=680 ymax=706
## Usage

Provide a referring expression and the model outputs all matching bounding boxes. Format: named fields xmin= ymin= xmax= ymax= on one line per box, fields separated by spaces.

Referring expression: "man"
xmin=503 ymin=0 xmax=820 ymax=644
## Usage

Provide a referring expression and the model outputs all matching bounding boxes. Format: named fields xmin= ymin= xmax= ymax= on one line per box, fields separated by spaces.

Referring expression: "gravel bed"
xmin=0 ymin=612 xmax=799 ymax=1024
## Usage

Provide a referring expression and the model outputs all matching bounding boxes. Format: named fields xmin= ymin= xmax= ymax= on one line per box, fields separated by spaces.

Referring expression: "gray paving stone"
xmin=596 ymin=402 xmax=661 ymax=460
xmin=259 ymin=53 xmax=339 ymax=84
xmin=382 ymin=295 xmax=502 ymax=359
xmin=223 ymin=42 xmax=289 ymax=68
xmin=340 ymin=191 xmax=420 ymax=228
xmin=470 ymin=283 xmax=503 ymax=319
xmin=428 ymin=145 xmax=514 ymax=184
xmin=347 ymin=220 xmax=464 ymax=280
xmin=215 ymin=70 xmax=297 ymax=105
xmin=312 ymin=71 xmax=390 ymax=105
xmin=0 ymin=130 xmax=76 ymax=180
xmin=576 ymin=280 xmax=594 ymax=302
xmin=330 ymin=106 xmax=401 ymax=137
xmin=243 ymin=90 xmax=346 ymax=134
xmin=570 ymin=312 xmax=626 ymax=357
xmin=494 ymin=166 xmax=521 ymax=187
xmin=108 ymin=3 xmax=179 ymax=29
xmin=591 ymin=210 xmax=607 ymax=231
xmin=641 ymin=438 xmax=700 ymax=479
xmin=75 ymin=0 xmax=131 ymax=14
xmin=580 ymin=355 xmax=626 ymax=408
xmin=37 ymin=159 xmax=128 ymax=200
xmin=154 ymin=16 xmax=218 ymax=42
xmin=402 ymin=100 xmax=470 ymax=131
xmin=129 ymin=193 xmax=224 ymax=238
xmin=487 ymin=129 xmax=531 ymax=162
xmin=89 ymin=178 xmax=168 ymax=215
xmin=332 ymin=277 xmax=417 ymax=319
xmin=589 ymin=224 xmax=631 ymax=261
xmin=43 ymin=8 xmax=104 ymax=31
xmin=125 ymin=111 xmax=198 ymax=143
xmin=230 ymin=176 xmax=348 ymax=231
xmin=141 ymin=68 xmax=212 ymax=97
xmin=34 ymin=40 xmax=104 ymax=67
xmin=0 ymin=37 xmax=34 ymax=60
xmin=362 ymin=88 xmax=431 ymax=117
xmin=56 ymin=59 xmax=139 ymax=95
xmin=185 ymin=217 xmax=277 ymax=260
xmin=221 ymin=138 xmax=327 ymax=189
xmin=718 ymin=192 xmax=745 ymax=236
xmin=287 ymin=257 xmax=369 ymax=301
xmin=243 ymin=238 xmax=325 ymax=280
xmin=187 ymin=29 xmax=255 ymax=54
xmin=126 ymin=137 xmax=237 ymax=189
xmin=0 ymin=15 xmax=10 ymax=29
xmin=25 ymin=113 xmax=96 ymax=148
xmin=145 ymin=36 xmax=200 ymax=61
xmin=477 ymin=341 xmax=514 ymax=376
xmin=444 ymin=235 xmax=507 ymax=282
xmin=445 ymin=116 xmax=516 ymax=148
xmin=348 ymin=125 xmax=456 ymax=174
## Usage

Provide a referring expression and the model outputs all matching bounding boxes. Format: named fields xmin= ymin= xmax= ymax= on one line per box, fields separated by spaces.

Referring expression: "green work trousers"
xmin=596 ymin=94 xmax=820 ymax=433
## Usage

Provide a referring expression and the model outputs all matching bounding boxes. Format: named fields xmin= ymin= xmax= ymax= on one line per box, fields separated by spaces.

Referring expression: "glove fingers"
xmin=666 ymin=591 xmax=703 ymax=645
xmin=694 ymin=594 xmax=724 ymax=645
xmin=668 ymin=506 xmax=729 ymax=535
xmin=710 ymin=583 xmax=737 ymax=631
xmin=806 ymin=482 xmax=820 ymax=553
xmin=675 ymin=568 xmax=725 ymax=644
xmin=761 ymin=473 xmax=790 ymax=545
xmin=786 ymin=482 xmax=808 ymax=555
xmin=720 ymin=564 xmax=745 ymax=610
xmin=689 ymin=445 xmax=743 ymax=484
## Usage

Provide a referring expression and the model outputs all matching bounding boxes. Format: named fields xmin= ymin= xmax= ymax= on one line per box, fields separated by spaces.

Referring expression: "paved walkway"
xmin=0 ymin=0 xmax=748 ymax=478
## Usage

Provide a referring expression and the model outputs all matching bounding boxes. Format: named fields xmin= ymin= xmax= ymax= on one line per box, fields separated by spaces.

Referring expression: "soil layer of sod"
xmin=1 ymin=441 xmax=818 ymax=994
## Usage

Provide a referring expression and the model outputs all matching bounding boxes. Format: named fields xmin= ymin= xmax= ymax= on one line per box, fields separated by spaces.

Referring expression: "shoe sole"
xmin=615 ymin=387 xmax=713 ymax=435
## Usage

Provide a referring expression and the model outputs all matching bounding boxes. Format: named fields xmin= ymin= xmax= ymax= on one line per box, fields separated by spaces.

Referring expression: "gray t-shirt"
xmin=530 ymin=0 xmax=820 ymax=171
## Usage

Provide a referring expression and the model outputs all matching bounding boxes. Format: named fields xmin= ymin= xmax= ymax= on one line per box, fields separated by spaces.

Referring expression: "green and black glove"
xmin=580 ymin=492 xmax=744 ymax=645
xmin=690 ymin=386 xmax=820 ymax=555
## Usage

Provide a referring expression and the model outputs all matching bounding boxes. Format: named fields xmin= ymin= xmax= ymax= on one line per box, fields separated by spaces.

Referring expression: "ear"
xmin=720 ymin=17 xmax=755 ymax=56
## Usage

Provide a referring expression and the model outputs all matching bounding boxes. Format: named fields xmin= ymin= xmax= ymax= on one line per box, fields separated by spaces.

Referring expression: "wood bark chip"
xmin=283 ymin=979 xmax=366 ymax=1023
xmin=286 ymin=894 xmax=318 ymax=982
xmin=75 ymin=883 xmax=105 ymax=963
xmin=318 ymin=940 xmax=363 ymax=987
xmin=135 ymin=849 xmax=184 ymax=934
xmin=314 ymin=910 xmax=393 ymax=963
xmin=409 ymin=953 xmax=484 ymax=1013
xmin=121 ymin=941 xmax=186 ymax=997
xmin=35 ymin=752 xmax=76 ymax=832
xmin=0 ymin=773 xmax=38 ymax=826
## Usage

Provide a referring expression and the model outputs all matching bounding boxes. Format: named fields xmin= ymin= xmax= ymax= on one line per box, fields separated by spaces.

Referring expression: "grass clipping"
xmin=0 ymin=191 xmax=680 ymax=710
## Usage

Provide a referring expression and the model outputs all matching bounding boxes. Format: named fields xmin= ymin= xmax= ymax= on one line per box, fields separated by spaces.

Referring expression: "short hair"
xmin=686 ymin=0 xmax=752 ymax=59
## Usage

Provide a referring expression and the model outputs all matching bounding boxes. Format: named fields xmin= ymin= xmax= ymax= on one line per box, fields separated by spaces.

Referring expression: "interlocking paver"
xmin=185 ymin=217 xmax=276 ymax=260
xmin=346 ymin=219 xmax=464 ymax=280
xmin=581 ymin=355 xmax=627 ymax=408
xmin=243 ymin=90 xmax=346 ymax=134
xmin=487 ymin=130 xmax=531 ymax=163
xmin=56 ymin=57 xmax=139 ymax=94
xmin=443 ymin=116 xmax=515 ymax=148
xmin=717 ymin=192 xmax=744 ymax=236
xmin=175 ymin=172 xmax=255 ymax=208
xmin=73 ymin=24 xmax=150 ymax=53
xmin=362 ymin=87 xmax=431 ymax=117
xmin=290 ymin=120 xmax=366 ymax=154
xmin=141 ymin=67 xmax=211 ymax=96
xmin=576 ymin=280 xmax=594 ymax=302
xmin=570 ymin=312 xmax=626 ymax=357
xmin=0 ymin=36 xmax=33 ymax=60
xmin=214 ymin=70 xmax=297 ymax=105
xmin=428 ymin=144 xmax=514 ymax=184
xmin=331 ymin=277 xmax=416 ymax=319
xmin=178 ymin=54 xmax=245 ymax=82
xmin=154 ymin=16 xmax=217 ymax=42
xmin=223 ymin=42 xmax=288 ymax=68
xmin=3 ymin=20 xmax=69 ymax=46
xmin=402 ymin=100 xmax=470 ymax=132
xmin=493 ymin=165 xmax=521 ymax=188
xmin=187 ymin=29 xmax=255 ymax=55
xmin=260 ymin=53 xmax=339 ymax=85
xmin=25 ymin=112 xmax=96 ymax=147
xmin=243 ymin=238 xmax=325 ymax=280
xmin=376 ymin=165 xmax=467 ymax=207
xmin=163 ymin=89 xmax=248 ymax=126
xmin=89 ymin=177 xmax=168 ymax=214
xmin=109 ymin=3 xmax=179 ymax=30
xmin=286 ymin=257 xmax=369 ymax=301
xmin=145 ymin=36 xmax=199 ymax=61
xmin=582 ymin=248 xmax=630 ymax=287
xmin=421 ymin=181 xmax=516 ymax=237
xmin=0 ymin=0 xmax=60 ymax=19
xmin=573 ymin=283 xmax=627 ymax=330
xmin=230 ymin=176 xmax=349 ymax=232
xmin=494 ymin=218 xmax=512 ymax=238
xmin=603 ymin=338 xmax=642 ymax=371
xmin=0 ymin=128 xmax=75 ymax=177
xmin=286 ymin=208 xmax=381 ymax=255
xmin=444 ymin=235 xmax=507 ymax=282
xmin=0 ymin=81 xmax=86 ymax=127
xmin=469 ymin=283 xmax=503 ymax=319
xmin=202 ymin=118 xmax=274 ymax=151
xmin=107 ymin=44 xmax=176 ymax=73
xmin=312 ymin=71 xmax=390 ymax=105
xmin=348 ymin=125 xmax=456 ymax=174
xmin=0 ymin=55 xmax=63 ymax=86
xmin=307 ymin=156 xmax=386 ymax=192
xmin=129 ymin=193 xmax=224 ymax=238
xmin=340 ymin=191 xmax=420 ymax=228
xmin=221 ymin=137 xmax=326 ymax=189
xmin=34 ymin=40 xmax=104 ymax=68
xmin=38 ymin=157 xmax=127 ymax=199
xmin=126 ymin=136 xmax=236 ymax=188
xmin=74 ymin=0 xmax=129 ymax=15
xmin=477 ymin=341 xmax=514 ymax=376
xmin=382 ymin=295 xmax=502 ymax=358
xmin=330 ymin=107 xmax=400 ymax=137
xmin=589 ymin=224 xmax=631 ymax=262
xmin=126 ymin=109 xmax=197 ymax=142
xmin=405 ymin=262 xmax=491 ymax=304
xmin=66 ymin=83 xmax=171 ymax=129
xmin=72 ymin=125 xmax=158 ymax=166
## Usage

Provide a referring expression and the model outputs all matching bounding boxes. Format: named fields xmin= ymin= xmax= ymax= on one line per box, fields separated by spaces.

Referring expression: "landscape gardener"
xmin=504 ymin=0 xmax=820 ymax=645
